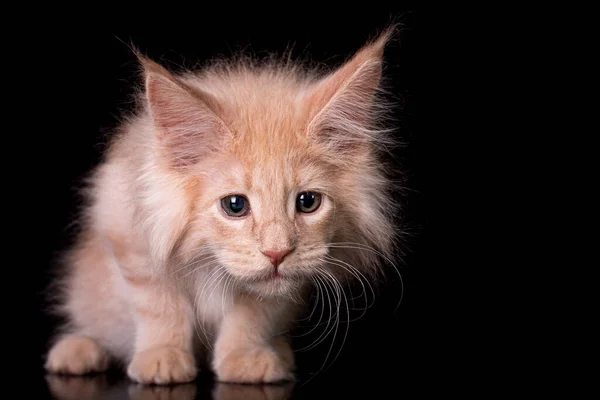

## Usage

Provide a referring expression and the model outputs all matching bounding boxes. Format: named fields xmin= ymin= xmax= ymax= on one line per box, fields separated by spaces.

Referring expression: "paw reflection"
xmin=45 ymin=374 xmax=109 ymax=400
xmin=46 ymin=373 xmax=294 ymax=400
xmin=212 ymin=382 xmax=295 ymax=400
xmin=46 ymin=374 xmax=197 ymax=400
xmin=128 ymin=383 xmax=197 ymax=400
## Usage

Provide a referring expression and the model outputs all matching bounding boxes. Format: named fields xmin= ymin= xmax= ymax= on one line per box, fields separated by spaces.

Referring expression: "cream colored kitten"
xmin=45 ymin=28 xmax=399 ymax=385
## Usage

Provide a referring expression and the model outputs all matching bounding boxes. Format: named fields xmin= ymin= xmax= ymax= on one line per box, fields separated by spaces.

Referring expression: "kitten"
xmin=44 ymin=27 xmax=401 ymax=385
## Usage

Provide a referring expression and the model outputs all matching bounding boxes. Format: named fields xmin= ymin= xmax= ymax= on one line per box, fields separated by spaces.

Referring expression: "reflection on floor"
xmin=45 ymin=373 xmax=295 ymax=400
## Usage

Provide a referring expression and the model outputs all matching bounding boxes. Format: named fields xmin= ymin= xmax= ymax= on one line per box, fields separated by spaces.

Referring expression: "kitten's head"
xmin=140 ymin=29 xmax=400 ymax=298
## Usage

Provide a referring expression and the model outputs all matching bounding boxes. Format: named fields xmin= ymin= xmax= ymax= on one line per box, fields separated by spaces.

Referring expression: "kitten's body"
xmin=45 ymin=29 xmax=399 ymax=384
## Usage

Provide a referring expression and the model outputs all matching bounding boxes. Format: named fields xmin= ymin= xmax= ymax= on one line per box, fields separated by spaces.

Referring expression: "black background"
xmin=16 ymin=11 xmax=434 ymax=399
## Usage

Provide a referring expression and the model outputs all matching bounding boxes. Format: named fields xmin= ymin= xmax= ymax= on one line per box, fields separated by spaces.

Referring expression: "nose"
xmin=261 ymin=248 xmax=292 ymax=267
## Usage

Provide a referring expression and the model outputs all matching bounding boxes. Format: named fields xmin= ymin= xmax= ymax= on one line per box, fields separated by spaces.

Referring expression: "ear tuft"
xmin=306 ymin=27 xmax=396 ymax=154
xmin=139 ymin=56 xmax=228 ymax=168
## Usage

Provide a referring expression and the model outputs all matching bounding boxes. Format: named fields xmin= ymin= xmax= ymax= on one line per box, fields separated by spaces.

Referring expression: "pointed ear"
xmin=306 ymin=28 xmax=395 ymax=153
xmin=139 ymin=56 xmax=229 ymax=168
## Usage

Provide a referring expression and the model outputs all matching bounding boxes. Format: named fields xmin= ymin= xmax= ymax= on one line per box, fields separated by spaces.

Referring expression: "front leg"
xmin=124 ymin=272 xmax=197 ymax=385
xmin=212 ymin=297 xmax=295 ymax=384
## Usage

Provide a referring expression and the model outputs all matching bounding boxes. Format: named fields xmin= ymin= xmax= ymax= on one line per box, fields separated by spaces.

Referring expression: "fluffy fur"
xmin=45 ymin=28 xmax=401 ymax=385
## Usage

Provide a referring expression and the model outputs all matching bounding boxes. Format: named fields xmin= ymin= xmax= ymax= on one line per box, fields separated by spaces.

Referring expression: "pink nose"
xmin=262 ymin=249 xmax=292 ymax=267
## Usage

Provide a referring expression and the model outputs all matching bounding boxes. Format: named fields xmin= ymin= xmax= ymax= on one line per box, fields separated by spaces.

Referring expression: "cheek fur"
xmin=208 ymin=207 xmax=253 ymax=245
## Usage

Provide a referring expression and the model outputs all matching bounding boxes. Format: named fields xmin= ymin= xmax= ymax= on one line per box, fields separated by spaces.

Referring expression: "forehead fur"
xmin=182 ymin=64 xmax=317 ymax=165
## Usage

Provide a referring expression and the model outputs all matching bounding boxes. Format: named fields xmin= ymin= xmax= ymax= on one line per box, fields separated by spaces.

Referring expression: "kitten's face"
xmin=194 ymin=150 xmax=337 ymax=297
xmin=144 ymin=31 xmax=396 ymax=297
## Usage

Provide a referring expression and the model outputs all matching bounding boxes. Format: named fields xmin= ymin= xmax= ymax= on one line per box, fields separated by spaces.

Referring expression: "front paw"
xmin=127 ymin=347 xmax=197 ymax=385
xmin=214 ymin=346 xmax=294 ymax=384
xmin=45 ymin=335 xmax=109 ymax=375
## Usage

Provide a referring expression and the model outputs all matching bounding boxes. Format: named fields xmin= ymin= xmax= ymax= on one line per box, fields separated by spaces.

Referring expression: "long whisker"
xmin=169 ymin=254 xmax=220 ymax=278
xmin=315 ymin=269 xmax=341 ymax=372
xmin=317 ymin=268 xmax=350 ymax=373
xmin=196 ymin=267 xmax=228 ymax=350
xmin=221 ymin=274 xmax=234 ymax=320
xmin=322 ymin=255 xmax=375 ymax=321
xmin=193 ymin=266 xmax=223 ymax=350
xmin=300 ymin=268 xmax=344 ymax=387
xmin=295 ymin=273 xmax=335 ymax=351
xmin=169 ymin=259 xmax=202 ymax=278
xmin=324 ymin=254 xmax=375 ymax=299
xmin=179 ymin=259 xmax=221 ymax=281
xmin=317 ymin=242 xmax=405 ymax=311
xmin=294 ymin=276 xmax=326 ymax=338
xmin=296 ymin=277 xmax=321 ymax=323
xmin=201 ymin=268 xmax=230 ymax=346
xmin=304 ymin=270 xmax=340 ymax=350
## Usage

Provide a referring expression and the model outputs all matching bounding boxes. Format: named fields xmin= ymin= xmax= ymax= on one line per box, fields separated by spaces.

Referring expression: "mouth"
xmin=242 ymin=269 xmax=304 ymax=297
xmin=271 ymin=271 xmax=283 ymax=279
xmin=262 ymin=271 xmax=286 ymax=282
xmin=250 ymin=270 xmax=291 ymax=285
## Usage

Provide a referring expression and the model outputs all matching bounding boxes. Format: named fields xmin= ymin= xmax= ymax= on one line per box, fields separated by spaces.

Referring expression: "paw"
xmin=214 ymin=346 xmax=294 ymax=384
xmin=45 ymin=335 xmax=109 ymax=375
xmin=127 ymin=346 xmax=197 ymax=385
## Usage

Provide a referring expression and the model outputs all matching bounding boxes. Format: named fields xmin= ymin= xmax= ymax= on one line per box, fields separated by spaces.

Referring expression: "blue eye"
xmin=296 ymin=192 xmax=322 ymax=213
xmin=221 ymin=195 xmax=250 ymax=217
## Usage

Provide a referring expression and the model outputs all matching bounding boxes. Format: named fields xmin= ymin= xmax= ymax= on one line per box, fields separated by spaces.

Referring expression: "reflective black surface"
xmin=39 ymin=367 xmax=418 ymax=400
xmin=44 ymin=373 xmax=295 ymax=400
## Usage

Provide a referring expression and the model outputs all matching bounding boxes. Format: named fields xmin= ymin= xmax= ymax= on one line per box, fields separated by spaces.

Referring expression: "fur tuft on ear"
xmin=139 ymin=55 xmax=230 ymax=168
xmin=306 ymin=27 xmax=397 ymax=155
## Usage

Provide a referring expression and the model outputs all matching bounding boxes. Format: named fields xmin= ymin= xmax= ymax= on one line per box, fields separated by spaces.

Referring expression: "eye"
xmin=296 ymin=191 xmax=322 ymax=213
xmin=221 ymin=195 xmax=250 ymax=217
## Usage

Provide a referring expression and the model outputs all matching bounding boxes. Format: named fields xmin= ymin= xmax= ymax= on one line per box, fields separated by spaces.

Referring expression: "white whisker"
xmin=193 ymin=266 xmax=223 ymax=350
xmin=296 ymin=278 xmax=321 ymax=323
xmin=294 ymin=276 xmax=326 ymax=339
xmin=317 ymin=268 xmax=350 ymax=373
xmin=295 ymin=272 xmax=335 ymax=352
xmin=322 ymin=255 xmax=375 ymax=320
xmin=316 ymin=242 xmax=405 ymax=311
xmin=196 ymin=266 xmax=228 ymax=350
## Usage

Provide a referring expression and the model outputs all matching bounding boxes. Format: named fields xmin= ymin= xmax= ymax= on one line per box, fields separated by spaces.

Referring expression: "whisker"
xmin=196 ymin=266 xmax=228 ymax=350
xmin=296 ymin=277 xmax=321 ymax=323
xmin=302 ymin=270 xmax=340 ymax=351
xmin=317 ymin=269 xmax=341 ymax=367
xmin=204 ymin=267 xmax=230 ymax=324
xmin=317 ymin=268 xmax=350 ymax=373
xmin=221 ymin=274 xmax=234 ymax=320
xmin=322 ymin=255 xmax=375 ymax=320
xmin=315 ymin=242 xmax=405 ymax=311
xmin=295 ymin=272 xmax=335 ymax=351
xmin=300 ymin=268 xmax=343 ymax=386
xmin=168 ymin=254 xmax=220 ymax=278
xmin=193 ymin=266 xmax=223 ymax=350
xmin=294 ymin=276 xmax=326 ymax=338
xmin=179 ymin=259 xmax=221 ymax=281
